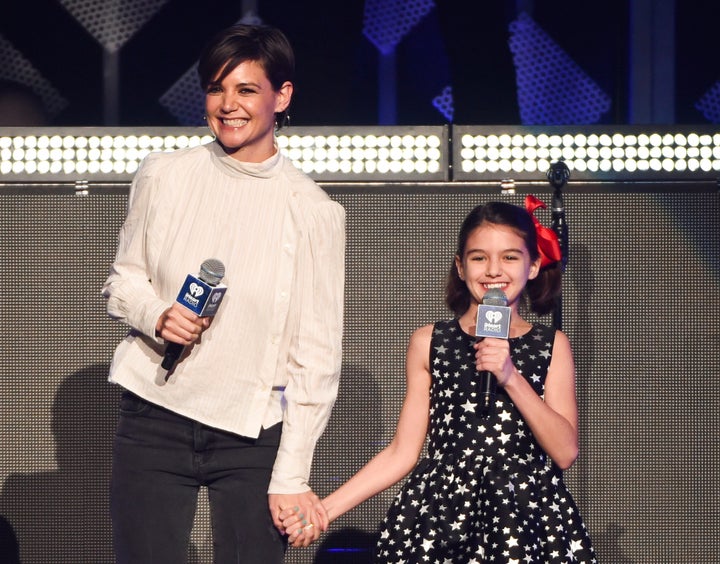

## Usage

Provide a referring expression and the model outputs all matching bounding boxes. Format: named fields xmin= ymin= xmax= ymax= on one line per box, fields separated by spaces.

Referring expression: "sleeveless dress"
xmin=374 ymin=319 xmax=597 ymax=563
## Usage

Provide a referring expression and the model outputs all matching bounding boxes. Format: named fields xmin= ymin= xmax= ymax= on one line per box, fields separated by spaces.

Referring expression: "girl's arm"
xmin=321 ymin=323 xmax=433 ymax=522
xmin=477 ymin=329 xmax=579 ymax=469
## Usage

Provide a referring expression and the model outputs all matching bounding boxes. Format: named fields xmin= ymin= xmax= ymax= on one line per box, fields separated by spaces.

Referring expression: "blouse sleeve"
xmin=101 ymin=155 xmax=171 ymax=342
xmin=268 ymin=198 xmax=346 ymax=493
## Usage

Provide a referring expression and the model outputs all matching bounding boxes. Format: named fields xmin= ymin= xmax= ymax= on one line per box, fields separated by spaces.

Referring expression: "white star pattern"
xmin=373 ymin=320 xmax=596 ymax=563
xmin=462 ymin=399 xmax=477 ymax=412
xmin=421 ymin=537 xmax=435 ymax=552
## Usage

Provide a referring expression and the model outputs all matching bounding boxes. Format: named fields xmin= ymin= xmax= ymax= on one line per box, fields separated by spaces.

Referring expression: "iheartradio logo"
xmin=476 ymin=301 xmax=511 ymax=340
xmin=177 ymin=271 xmax=226 ymax=317
xmin=485 ymin=310 xmax=503 ymax=324
xmin=188 ymin=283 xmax=205 ymax=298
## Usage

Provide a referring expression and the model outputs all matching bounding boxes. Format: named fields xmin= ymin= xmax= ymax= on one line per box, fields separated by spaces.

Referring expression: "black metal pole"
xmin=547 ymin=161 xmax=570 ymax=331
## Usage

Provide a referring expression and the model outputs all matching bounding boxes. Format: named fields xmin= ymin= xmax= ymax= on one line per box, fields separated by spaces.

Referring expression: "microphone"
xmin=475 ymin=288 xmax=511 ymax=416
xmin=161 ymin=258 xmax=227 ymax=372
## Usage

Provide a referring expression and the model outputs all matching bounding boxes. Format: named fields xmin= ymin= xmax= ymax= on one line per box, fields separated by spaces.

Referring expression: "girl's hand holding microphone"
xmin=474 ymin=337 xmax=516 ymax=388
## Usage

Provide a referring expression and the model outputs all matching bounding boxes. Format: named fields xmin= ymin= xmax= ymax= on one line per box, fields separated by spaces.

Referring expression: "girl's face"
xmin=205 ymin=59 xmax=292 ymax=163
xmin=455 ymin=222 xmax=541 ymax=311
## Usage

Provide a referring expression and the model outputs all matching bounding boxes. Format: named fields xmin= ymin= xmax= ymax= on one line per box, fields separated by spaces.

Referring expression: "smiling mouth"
xmin=221 ymin=118 xmax=248 ymax=127
xmin=483 ymin=283 xmax=507 ymax=289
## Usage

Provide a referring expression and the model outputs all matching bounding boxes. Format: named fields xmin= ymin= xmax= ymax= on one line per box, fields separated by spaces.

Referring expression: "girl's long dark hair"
xmin=445 ymin=201 xmax=561 ymax=317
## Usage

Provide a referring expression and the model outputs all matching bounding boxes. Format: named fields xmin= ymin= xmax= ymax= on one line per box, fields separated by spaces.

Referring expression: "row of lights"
xmin=278 ymin=133 xmax=443 ymax=175
xmin=2 ymin=130 xmax=718 ymax=179
xmin=0 ymin=134 xmax=213 ymax=176
xmin=458 ymin=133 xmax=720 ymax=175
xmin=0 ymin=131 xmax=445 ymax=178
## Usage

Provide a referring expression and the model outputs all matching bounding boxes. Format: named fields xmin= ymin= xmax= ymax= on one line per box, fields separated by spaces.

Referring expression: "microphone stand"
xmin=547 ymin=161 xmax=570 ymax=331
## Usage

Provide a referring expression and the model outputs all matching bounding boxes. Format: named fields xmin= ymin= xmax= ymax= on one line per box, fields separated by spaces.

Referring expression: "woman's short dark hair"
xmin=198 ymin=24 xmax=295 ymax=128
xmin=444 ymin=201 xmax=561 ymax=317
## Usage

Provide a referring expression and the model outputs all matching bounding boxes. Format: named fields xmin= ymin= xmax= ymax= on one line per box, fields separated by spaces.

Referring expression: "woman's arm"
xmin=269 ymin=199 xmax=346 ymax=537
xmin=102 ymin=155 xmax=171 ymax=341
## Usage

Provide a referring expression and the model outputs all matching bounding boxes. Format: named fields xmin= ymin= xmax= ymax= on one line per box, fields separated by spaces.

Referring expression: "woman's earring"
xmin=274 ymin=113 xmax=291 ymax=131
xmin=203 ymin=115 xmax=216 ymax=140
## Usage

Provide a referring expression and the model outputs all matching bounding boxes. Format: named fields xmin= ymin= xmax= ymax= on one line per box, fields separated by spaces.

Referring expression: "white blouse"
xmin=102 ymin=141 xmax=345 ymax=493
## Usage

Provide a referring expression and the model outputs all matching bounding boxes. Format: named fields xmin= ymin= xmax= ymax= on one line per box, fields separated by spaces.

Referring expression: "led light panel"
xmin=0 ymin=126 xmax=448 ymax=183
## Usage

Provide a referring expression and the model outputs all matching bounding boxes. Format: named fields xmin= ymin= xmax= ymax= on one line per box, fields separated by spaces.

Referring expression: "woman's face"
xmin=205 ymin=59 xmax=292 ymax=163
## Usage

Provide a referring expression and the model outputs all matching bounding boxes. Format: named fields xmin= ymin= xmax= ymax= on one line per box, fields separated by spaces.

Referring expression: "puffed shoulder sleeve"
xmin=269 ymin=198 xmax=345 ymax=493
xmin=101 ymin=154 xmax=171 ymax=342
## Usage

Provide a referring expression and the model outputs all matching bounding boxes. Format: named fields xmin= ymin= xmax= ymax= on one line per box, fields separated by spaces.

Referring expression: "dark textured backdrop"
xmin=0 ymin=177 xmax=718 ymax=563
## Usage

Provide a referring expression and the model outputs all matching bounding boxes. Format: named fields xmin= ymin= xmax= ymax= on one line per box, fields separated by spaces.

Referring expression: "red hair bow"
xmin=524 ymin=194 xmax=562 ymax=268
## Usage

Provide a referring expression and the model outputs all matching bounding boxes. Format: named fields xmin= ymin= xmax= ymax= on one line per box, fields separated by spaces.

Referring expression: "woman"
xmin=103 ymin=23 xmax=344 ymax=563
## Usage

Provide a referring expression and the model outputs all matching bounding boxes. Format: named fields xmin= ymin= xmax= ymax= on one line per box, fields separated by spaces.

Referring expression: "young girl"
xmin=282 ymin=197 xmax=596 ymax=562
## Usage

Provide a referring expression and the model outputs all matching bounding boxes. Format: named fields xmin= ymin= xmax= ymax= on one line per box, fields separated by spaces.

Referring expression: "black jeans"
xmin=110 ymin=391 xmax=286 ymax=564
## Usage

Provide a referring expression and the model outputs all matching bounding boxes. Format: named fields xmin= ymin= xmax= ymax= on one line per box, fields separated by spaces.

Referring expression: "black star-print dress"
xmin=374 ymin=319 xmax=597 ymax=563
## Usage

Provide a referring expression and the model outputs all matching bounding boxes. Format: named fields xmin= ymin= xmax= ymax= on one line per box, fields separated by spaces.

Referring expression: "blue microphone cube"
xmin=176 ymin=274 xmax=227 ymax=317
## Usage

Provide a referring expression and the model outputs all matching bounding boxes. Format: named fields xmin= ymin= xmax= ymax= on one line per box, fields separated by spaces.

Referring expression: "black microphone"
xmin=475 ymin=288 xmax=511 ymax=416
xmin=161 ymin=258 xmax=227 ymax=372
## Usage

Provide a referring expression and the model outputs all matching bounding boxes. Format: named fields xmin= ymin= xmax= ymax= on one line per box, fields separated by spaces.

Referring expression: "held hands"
xmin=270 ymin=491 xmax=329 ymax=548
xmin=155 ymin=302 xmax=212 ymax=345
xmin=474 ymin=337 xmax=516 ymax=387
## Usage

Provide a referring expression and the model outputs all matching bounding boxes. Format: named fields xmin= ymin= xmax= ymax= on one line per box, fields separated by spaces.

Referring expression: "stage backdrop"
xmin=0 ymin=181 xmax=718 ymax=563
